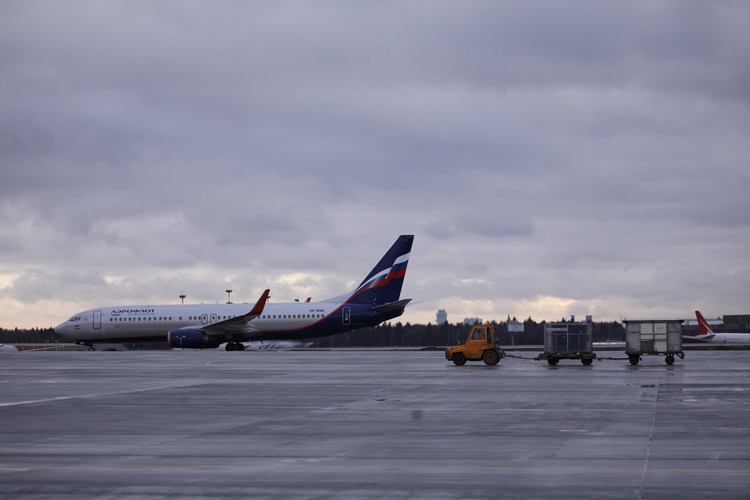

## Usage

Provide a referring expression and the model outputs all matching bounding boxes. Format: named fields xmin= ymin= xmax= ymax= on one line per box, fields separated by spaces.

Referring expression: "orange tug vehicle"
xmin=445 ymin=323 xmax=505 ymax=366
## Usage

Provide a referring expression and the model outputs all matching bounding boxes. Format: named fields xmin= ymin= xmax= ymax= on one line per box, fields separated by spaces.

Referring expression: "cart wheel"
xmin=581 ymin=358 xmax=593 ymax=366
xmin=547 ymin=357 xmax=559 ymax=366
xmin=628 ymin=354 xmax=639 ymax=366
xmin=665 ymin=354 xmax=675 ymax=365
xmin=452 ymin=353 xmax=466 ymax=366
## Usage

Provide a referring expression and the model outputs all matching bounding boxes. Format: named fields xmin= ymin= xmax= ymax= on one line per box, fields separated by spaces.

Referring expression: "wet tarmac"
xmin=1 ymin=349 xmax=749 ymax=499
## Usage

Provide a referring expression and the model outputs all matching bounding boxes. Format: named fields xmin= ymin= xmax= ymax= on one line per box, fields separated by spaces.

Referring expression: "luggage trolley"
xmin=537 ymin=322 xmax=596 ymax=366
xmin=624 ymin=319 xmax=684 ymax=365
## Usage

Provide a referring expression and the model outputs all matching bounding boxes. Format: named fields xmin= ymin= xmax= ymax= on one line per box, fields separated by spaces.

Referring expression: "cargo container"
xmin=624 ymin=319 xmax=684 ymax=365
xmin=537 ymin=322 xmax=595 ymax=365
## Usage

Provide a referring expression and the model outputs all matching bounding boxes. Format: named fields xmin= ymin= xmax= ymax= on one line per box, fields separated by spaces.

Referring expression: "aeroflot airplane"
xmin=683 ymin=310 xmax=750 ymax=345
xmin=55 ymin=235 xmax=413 ymax=350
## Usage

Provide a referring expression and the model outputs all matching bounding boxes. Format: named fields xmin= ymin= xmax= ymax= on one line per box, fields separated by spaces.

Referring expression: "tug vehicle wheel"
xmin=452 ymin=353 xmax=467 ymax=366
xmin=482 ymin=350 xmax=500 ymax=366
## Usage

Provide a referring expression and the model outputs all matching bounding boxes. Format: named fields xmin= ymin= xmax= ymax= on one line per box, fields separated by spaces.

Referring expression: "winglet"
xmin=249 ymin=289 xmax=271 ymax=316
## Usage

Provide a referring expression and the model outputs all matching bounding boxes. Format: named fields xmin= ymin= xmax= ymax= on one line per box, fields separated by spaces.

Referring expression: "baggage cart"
xmin=537 ymin=322 xmax=595 ymax=365
xmin=624 ymin=319 xmax=684 ymax=365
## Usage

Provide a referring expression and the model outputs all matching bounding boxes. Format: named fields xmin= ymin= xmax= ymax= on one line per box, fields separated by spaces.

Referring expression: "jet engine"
xmin=167 ymin=329 xmax=222 ymax=349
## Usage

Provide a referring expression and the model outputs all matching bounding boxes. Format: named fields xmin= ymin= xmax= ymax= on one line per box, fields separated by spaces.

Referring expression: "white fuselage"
xmin=55 ymin=301 xmax=338 ymax=343
xmin=683 ymin=333 xmax=750 ymax=345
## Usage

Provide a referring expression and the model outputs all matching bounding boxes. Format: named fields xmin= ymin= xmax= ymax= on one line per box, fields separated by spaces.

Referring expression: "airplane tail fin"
xmin=695 ymin=310 xmax=715 ymax=336
xmin=345 ymin=235 xmax=413 ymax=306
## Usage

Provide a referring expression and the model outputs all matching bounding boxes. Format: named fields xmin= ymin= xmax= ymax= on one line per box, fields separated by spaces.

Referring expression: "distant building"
xmin=463 ymin=317 xmax=483 ymax=325
xmin=724 ymin=315 xmax=750 ymax=333
xmin=436 ymin=310 xmax=447 ymax=325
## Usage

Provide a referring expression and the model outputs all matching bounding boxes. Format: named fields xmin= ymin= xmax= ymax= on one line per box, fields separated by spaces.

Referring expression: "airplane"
xmin=54 ymin=235 xmax=414 ymax=351
xmin=682 ymin=310 xmax=750 ymax=345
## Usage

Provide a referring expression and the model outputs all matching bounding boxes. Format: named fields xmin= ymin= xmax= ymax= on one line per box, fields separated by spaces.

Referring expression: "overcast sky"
xmin=1 ymin=1 xmax=749 ymax=329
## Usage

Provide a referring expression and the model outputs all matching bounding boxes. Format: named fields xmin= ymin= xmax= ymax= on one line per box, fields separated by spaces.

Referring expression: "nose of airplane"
xmin=54 ymin=322 xmax=72 ymax=339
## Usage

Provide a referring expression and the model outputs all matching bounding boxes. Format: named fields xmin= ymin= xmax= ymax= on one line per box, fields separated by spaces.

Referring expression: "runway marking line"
xmin=0 ymin=396 xmax=74 ymax=407
xmin=0 ymin=462 xmax=747 ymax=474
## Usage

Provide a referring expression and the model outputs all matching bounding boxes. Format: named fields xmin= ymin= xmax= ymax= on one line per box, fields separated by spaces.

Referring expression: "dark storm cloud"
xmin=1 ymin=1 xmax=749 ymax=327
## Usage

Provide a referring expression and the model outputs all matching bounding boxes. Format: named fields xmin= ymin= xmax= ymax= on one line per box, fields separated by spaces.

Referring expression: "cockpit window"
xmin=68 ymin=316 xmax=81 ymax=322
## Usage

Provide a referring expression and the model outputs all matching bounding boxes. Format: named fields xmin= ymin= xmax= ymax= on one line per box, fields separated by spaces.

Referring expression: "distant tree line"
xmin=308 ymin=319 xmax=626 ymax=348
xmin=1 ymin=319 xmax=627 ymax=348
xmin=0 ymin=327 xmax=57 ymax=344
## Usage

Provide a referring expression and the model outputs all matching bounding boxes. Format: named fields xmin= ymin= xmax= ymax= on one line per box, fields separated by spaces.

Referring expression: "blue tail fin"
xmin=346 ymin=235 xmax=413 ymax=306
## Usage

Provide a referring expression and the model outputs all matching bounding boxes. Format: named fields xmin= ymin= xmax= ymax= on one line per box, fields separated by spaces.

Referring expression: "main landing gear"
xmin=225 ymin=342 xmax=246 ymax=351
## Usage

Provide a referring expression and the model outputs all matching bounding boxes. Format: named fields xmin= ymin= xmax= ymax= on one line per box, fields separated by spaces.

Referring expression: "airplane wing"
xmin=202 ymin=289 xmax=270 ymax=337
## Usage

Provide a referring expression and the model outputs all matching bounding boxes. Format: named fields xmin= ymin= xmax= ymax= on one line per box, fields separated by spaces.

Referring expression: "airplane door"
xmin=210 ymin=313 xmax=217 ymax=324
xmin=93 ymin=310 xmax=102 ymax=330
xmin=342 ymin=307 xmax=351 ymax=326
xmin=201 ymin=314 xmax=208 ymax=325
